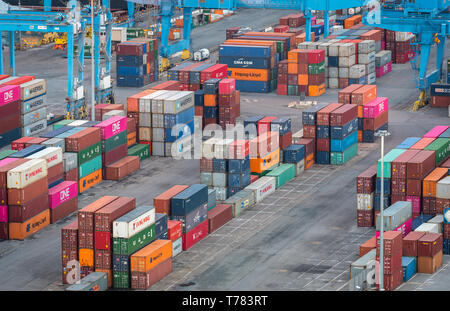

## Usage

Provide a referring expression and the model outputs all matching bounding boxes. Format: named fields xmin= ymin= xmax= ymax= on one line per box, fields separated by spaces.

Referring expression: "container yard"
xmin=0 ymin=0 xmax=449 ymax=300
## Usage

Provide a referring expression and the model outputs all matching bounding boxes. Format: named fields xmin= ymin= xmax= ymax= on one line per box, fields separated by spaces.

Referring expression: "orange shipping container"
xmin=242 ymin=32 xmax=297 ymax=49
xmin=9 ymin=209 xmax=50 ymax=240
xmin=309 ymin=84 xmax=326 ymax=97
xmin=294 ymin=32 xmax=315 ymax=45
xmin=351 ymin=85 xmax=377 ymax=106
xmin=127 ymin=89 xmax=156 ymax=112
xmin=298 ymin=74 xmax=308 ymax=86
xmin=79 ymin=169 xmax=102 ymax=193
xmin=358 ymin=105 xmax=363 ymax=118
xmin=422 ymin=167 xmax=448 ymax=197
xmin=228 ymin=68 xmax=270 ymax=82
xmin=305 ymin=153 xmax=315 ymax=169
xmin=288 ymin=63 xmax=299 ymax=74
xmin=204 ymin=94 xmax=217 ymax=107
xmin=360 ymin=235 xmax=376 ymax=257
xmin=250 ymin=148 xmax=280 ymax=174
xmin=410 ymin=138 xmax=435 ymax=150
xmin=130 ymin=239 xmax=172 ymax=272
xmin=79 ymin=248 xmax=94 ymax=267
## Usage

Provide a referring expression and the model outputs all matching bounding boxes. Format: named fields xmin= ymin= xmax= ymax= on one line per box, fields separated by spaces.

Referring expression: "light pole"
xmin=91 ymin=0 xmax=95 ymax=121
xmin=375 ymin=129 xmax=390 ymax=291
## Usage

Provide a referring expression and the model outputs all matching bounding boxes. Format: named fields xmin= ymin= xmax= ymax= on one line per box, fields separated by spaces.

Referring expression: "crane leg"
xmin=412 ymin=32 xmax=432 ymax=112
xmin=181 ymin=7 xmax=193 ymax=60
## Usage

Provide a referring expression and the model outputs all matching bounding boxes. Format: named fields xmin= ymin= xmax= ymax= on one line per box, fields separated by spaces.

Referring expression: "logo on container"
xmin=112 ymin=121 xmax=121 ymax=134
xmin=60 ymin=187 xmax=70 ymax=201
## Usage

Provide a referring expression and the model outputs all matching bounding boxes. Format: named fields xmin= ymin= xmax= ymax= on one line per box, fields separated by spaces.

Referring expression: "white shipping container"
xmin=112 ymin=27 xmax=127 ymax=42
xmin=358 ymin=51 xmax=376 ymax=65
xmin=19 ymin=79 xmax=47 ymax=101
xmin=339 ymin=54 xmax=356 ymax=67
xmin=328 ymin=67 xmax=339 ymax=78
xmin=358 ymin=40 xmax=375 ymax=54
xmin=214 ymin=186 xmax=227 ymax=201
xmin=365 ymin=62 xmax=376 ymax=74
xmin=22 ymin=118 xmax=47 ymax=137
xmin=366 ymin=72 xmax=376 ymax=85
xmin=69 ymin=120 xmax=88 ymax=126
xmin=414 ymin=223 xmax=440 ymax=234
xmin=152 ymin=113 xmax=164 ymax=128
xmin=172 ymin=237 xmax=182 ymax=257
xmin=152 ymin=142 xmax=165 ymax=156
xmin=147 ymin=90 xmax=172 ymax=114
xmin=139 ymin=94 xmax=153 ymax=113
xmin=21 ymin=107 xmax=47 ymax=126
xmin=395 ymin=32 xmax=414 ymax=42
xmin=212 ymin=172 xmax=227 ymax=187
xmin=21 ymin=94 xmax=46 ymax=115
xmin=7 ymin=158 xmax=48 ymax=189
xmin=436 ymin=176 xmax=450 ymax=199
xmin=357 ymin=193 xmax=374 ymax=210
xmin=317 ymin=42 xmax=331 ymax=56
xmin=26 ymin=147 xmax=63 ymax=168
xmin=349 ymin=65 xmax=366 ymax=79
xmin=245 ymin=176 xmax=276 ymax=203
xmin=152 ymin=127 xmax=165 ymax=142
xmin=102 ymin=110 xmax=124 ymax=121
xmin=163 ymin=91 xmax=194 ymax=114
xmin=139 ymin=112 xmax=151 ymax=127
xmin=200 ymin=172 xmax=213 ymax=186
xmin=202 ymin=137 xmax=221 ymax=159
xmin=338 ymin=43 xmax=356 ymax=57
xmin=339 ymin=67 xmax=349 ymax=78
xmin=295 ymin=159 xmax=305 ymax=176
xmin=427 ymin=215 xmax=444 ymax=233
xmin=328 ymin=78 xmax=339 ymax=89
xmin=113 ymin=207 xmax=155 ymax=238
xmin=328 ymin=43 xmax=340 ymax=57
xmin=214 ymin=138 xmax=234 ymax=159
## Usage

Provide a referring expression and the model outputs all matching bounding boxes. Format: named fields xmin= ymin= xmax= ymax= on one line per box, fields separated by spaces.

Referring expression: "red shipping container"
xmin=418 ymin=233 xmax=443 ymax=257
xmin=1 ymin=76 xmax=34 ymax=86
xmin=406 ymin=150 xmax=436 ymax=180
xmin=11 ymin=137 xmax=34 ymax=151
xmin=303 ymin=125 xmax=316 ymax=138
xmin=295 ymin=138 xmax=315 ymax=155
xmin=403 ymin=231 xmax=426 ymax=257
xmin=357 ymin=209 xmax=374 ymax=227
xmin=391 ymin=178 xmax=407 ymax=195
xmin=258 ymin=116 xmax=277 ymax=135
xmin=94 ymin=197 xmax=136 ymax=232
xmin=329 ymin=104 xmax=358 ymax=126
xmin=279 ymin=132 xmax=292 ymax=149
xmin=316 ymin=138 xmax=330 ymax=152
xmin=356 ymin=165 xmax=377 ymax=194
xmin=218 ymin=79 xmax=235 ymax=95
xmin=307 ymin=50 xmax=325 ymax=64
xmin=200 ymin=64 xmax=227 ymax=84
xmin=317 ymin=103 xmax=343 ymax=125
xmin=182 ymin=219 xmax=208 ymax=250
xmin=376 ymin=231 xmax=402 ymax=257
xmin=154 ymin=185 xmax=190 ymax=215
xmin=94 ymin=231 xmax=111 ymax=250
xmin=277 ymin=84 xmax=288 ymax=95
xmin=167 ymin=220 xmax=182 ymax=242
xmin=391 ymin=149 xmax=421 ymax=180
xmin=208 ymin=204 xmax=233 ymax=233
xmin=363 ymin=110 xmax=388 ymax=131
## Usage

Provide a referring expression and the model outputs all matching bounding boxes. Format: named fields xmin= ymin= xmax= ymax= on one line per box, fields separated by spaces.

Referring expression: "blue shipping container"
xmin=9 ymin=144 xmax=46 ymax=158
xmin=376 ymin=177 xmax=391 ymax=195
xmin=220 ymin=45 xmax=271 ymax=58
xmin=116 ymin=65 xmax=145 ymax=76
xmin=203 ymin=106 xmax=218 ymax=119
xmin=164 ymin=121 xmax=194 ymax=143
xmin=219 ymin=56 xmax=270 ymax=69
xmin=316 ymin=125 xmax=330 ymax=139
xmin=0 ymin=127 xmax=22 ymax=148
xmin=328 ymin=56 xmax=339 ymax=67
xmin=316 ymin=151 xmax=330 ymax=164
xmin=444 ymin=239 xmax=450 ymax=255
xmin=155 ymin=213 xmax=168 ymax=236
xmin=171 ymin=184 xmax=208 ymax=216
xmin=357 ymin=118 xmax=364 ymax=131
xmin=194 ymin=90 xmax=204 ymax=107
xmin=330 ymin=131 xmax=358 ymax=152
xmin=331 ymin=118 xmax=358 ymax=140
xmin=374 ymin=194 xmax=391 ymax=211
xmin=164 ymin=107 xmax=195 ymax=129
xmin=40 ymin=126 xmax=71 ymax=138
xmin=116 ymin=55 xmax=145 ymax=66
xmin=402 ymin=257 xmax=416 ymax=282
xmin=396 ymin=137 xmax=422 ymax=149
xmin=283 ymin=144 xmax=305 ymax=163
xmin=228 ymin=157 xmax=250 ymax=174
xmin=228 ymin=172 xmax=251 ymax=188
xmin=349 ymin=76 xmax=366 ymax=85
xmin=234 ymin=80 xmax=270 ymax=93
xmin=270 ymin=117 xmax=291 ymax=135
xmin=117 ymin=75 xmax=145 ymax=87
xmin=213 ymin=158 xmax=228 ymax=173
xmin=113 ymin=255 xmax=129 ymax=272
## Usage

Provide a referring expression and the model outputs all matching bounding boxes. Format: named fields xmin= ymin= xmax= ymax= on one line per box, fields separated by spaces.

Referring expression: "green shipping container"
xmin=308 ymin=61 xmax=326 ymax=75
xmin=78 ymin=142 xmax=101 ymax=166
xmin=128 ymin=144 xmax=150 ymax=161
xmin=331 ymin=143 xmax=358 ymax=165
xmin=377 ymin=148 xmax=406 ymax=178
xmin=78 ymin=155 xmax=102 ymax=179
xmin=113 ymin=224 xmax=156 ymax=256
xmin=425 ymin=138 xmax=450 ymax=165
xmin=270 ymin=79 xmax=277 ymax=92
xmin=288 ymin=85 xmax=298 ymax=96
xmin=266 ymin=164 xmax=296 ymax=188
xmin=113 ymin=271 xmax=129 ymax=289
xmin=102 ymin=131 xmax=127 ymax=153
xmin=53 ymin=119 xmax=72 ymax=130
xmin=0 ymin=149 xmax=17 ymax=160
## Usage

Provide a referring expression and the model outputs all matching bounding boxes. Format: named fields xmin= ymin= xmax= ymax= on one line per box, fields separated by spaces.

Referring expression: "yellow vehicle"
xmin=53 ymin=33 xmax=67 ymax=51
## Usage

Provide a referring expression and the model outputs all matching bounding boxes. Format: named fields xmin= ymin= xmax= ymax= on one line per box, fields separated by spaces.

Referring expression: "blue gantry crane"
xmin=362 ymin=0 xmax=450 ymax=111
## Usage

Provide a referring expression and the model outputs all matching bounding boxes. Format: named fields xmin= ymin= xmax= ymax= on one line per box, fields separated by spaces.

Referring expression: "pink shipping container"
xmin=0 ymin=157 xmax=18 ymax=168
xmin=200 ymin=64 xmax=228 ymax=84
xmin=94 ymin=116 xmax=127 ymax=140
xmin=423 ymin=126 xmax=449 ymax=138
xmin=0 ymin=85 xmax=20 ymax=107
xmin=0 ymin=205 xmax=7 ymax=222
xmin=375 ymin=62 xmax=392 ymax=78
xmin=311 ymin=16 xmax=317 ymax=25
xmin=363 ymin=97 xmax=389 ymax=118
xmin=48 ymin=181 xmax=78 ymax=209
xmin=406 ymin=195 xmax=421 ymax=214
xmin=218 ymin=79 xmax=235 ymax=95
xmin=376 ymin=218 xmax=412 ymax=238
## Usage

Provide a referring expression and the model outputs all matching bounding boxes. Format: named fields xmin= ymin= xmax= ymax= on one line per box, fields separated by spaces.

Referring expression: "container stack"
xmin=422 ymin=168 xmax=449 ymax=215
xmin=0 ymin=85 xmax=22 ymax=148
xmin=61 ymin=220 xmax=78 ymax=284
xmin=302 ymin=103 xmax=327 ymax=166
xmin=116 ymin=39 xmax=158 ymax=88
xmin=315 ymin=103 xmax=342 ymax=164
xmin=17 ymin=79 xmax=48 ymax=138
xmin=375 ymin=50 xmax=392 ymax=78
xmin=94 ymin=197 xmax=136 ymax=287
xmin=357 ymin=40 xmax=376 ymax=85
xmin=171 ymin=184 xmax=209 ymax=250
xmin=385 ymin=31 xmax=415 ymax=64
xmin=329 ymin=104 xmax=358 ymax=165
xmin=356 ymin=165 xmax=377 ymax=227
xmin=417 ymin=232 xmax=443 ymax=274
xmin=7 ymin=157 xmax=49 ymax=240
xmin=48 ymin=181 xmax=78 ymax=224
xmin=376 ymin=231 xmax=403 ymax=291
xmin=218 ymin=79 xmax=240 ymax=130
xmin=94 ymin=104 xmax=125 ymax=122
xmin=112 ymin=205 xmax=156 ymax=288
